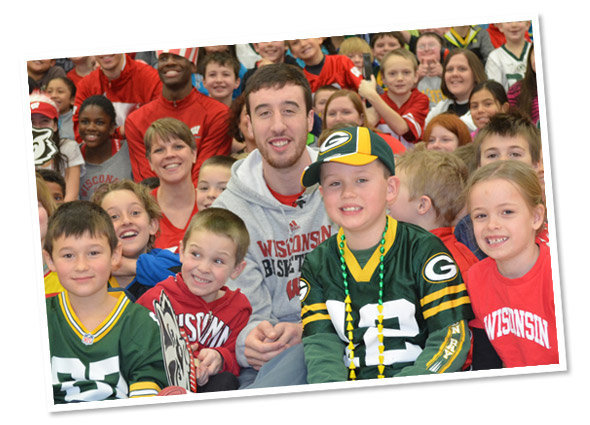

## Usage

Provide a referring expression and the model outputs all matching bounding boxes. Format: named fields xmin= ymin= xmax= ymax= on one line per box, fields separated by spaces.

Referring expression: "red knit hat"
xmin=156 ymin=48 xmax=199 ymax=65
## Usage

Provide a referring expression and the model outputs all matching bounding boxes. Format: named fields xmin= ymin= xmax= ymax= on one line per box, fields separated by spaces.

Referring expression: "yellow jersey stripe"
xmin=302 ymin=313 xmax=332 ymax=328
xmin=426 ymin=325 xmax=454 ymax=368
xmin=130 ymin=381 xmax=161 ymax=397
xmin=425 ymin=321 xmax=467 ymax=372
xmin=59 ymin=292 xmax=84 ymax=340
xmin=420 ymin=284 xmax=468 ymax=307
xmin=439 ymin=321 xmax=466 ymax=373
xmin=422 ymin=296 xmax=471 ymax=320
xmin=301 ymin=303 xmax=327 ymax=316
xmin=94 ymin=296 xmax=129 ymax=342
xmin=59 ymin=291 xmax=129 ymax=343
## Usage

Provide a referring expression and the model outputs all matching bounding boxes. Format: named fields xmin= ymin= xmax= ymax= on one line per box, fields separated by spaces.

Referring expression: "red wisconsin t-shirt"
xmin=465 ymin=243 xmax=559 ymax=367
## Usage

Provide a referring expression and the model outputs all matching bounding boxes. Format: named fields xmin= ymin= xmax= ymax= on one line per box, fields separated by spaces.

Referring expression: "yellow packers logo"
xmin=319 ymin=130 xmax=352 ymax=154
xmin=299 ymin=277 xmax=310 ymax=302
xmin=422 ymin=253 xmax=458 ymax=283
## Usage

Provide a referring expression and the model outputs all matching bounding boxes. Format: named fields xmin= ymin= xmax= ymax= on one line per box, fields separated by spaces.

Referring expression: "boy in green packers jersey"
xmin=299 ymin=126 xmax=474 ymax=383
xmin=43 ymin=201 xmax=167 ymax=404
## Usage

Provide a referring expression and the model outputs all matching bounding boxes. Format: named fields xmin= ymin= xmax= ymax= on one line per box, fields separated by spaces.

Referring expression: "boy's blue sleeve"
xmin=135 ymin=249 xmax=181 ymax=288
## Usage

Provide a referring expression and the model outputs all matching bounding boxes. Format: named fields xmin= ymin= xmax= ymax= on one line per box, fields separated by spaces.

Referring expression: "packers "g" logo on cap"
xmin=422 ymin=253 xmax=458 ymax=283
xmin=320 ymin=130 xmax=352 ymax=154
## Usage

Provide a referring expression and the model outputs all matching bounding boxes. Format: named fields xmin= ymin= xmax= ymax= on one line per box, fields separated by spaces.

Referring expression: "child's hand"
xmin=194 ymin=348 xmax=223 ymax=386
xmin=417 ymin=62 xmax=429 ymax=79
xmin=358 ymin=75 xmax=379 ymax=102
xmin=425 ymin=59 xmax=442 ymax=77
xmin=111 ymin=256 xmax=137 ymax=277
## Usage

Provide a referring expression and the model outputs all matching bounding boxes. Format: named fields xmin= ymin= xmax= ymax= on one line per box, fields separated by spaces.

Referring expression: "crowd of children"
xmin=30 ymin=19 xmax=560 ymax=405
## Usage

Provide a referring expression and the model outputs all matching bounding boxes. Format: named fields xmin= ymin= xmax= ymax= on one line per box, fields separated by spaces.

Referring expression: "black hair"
xmin=228 ymin=93 xmax=246 ymax=142
xmin=47 ymin=75 xmax=77 ymax=99
xmin=469 ymin=79 xmax=508 ymax=105
xmin=79 ymin=95 xmax=117 ymax=125
xmin=36 ymin=168 xmax=66 ymax=196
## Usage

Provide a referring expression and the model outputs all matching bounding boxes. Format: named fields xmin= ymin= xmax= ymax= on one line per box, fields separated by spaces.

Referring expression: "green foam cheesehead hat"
xmin=301 ymin=126 xmax=396 ymax=187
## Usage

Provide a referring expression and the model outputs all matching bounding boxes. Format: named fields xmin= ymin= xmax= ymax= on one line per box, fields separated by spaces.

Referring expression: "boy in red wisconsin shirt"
xmin=137 ymin=208 xmax=251 ymax=392
xmin=359 ymin=48 xmax=429 ymax=149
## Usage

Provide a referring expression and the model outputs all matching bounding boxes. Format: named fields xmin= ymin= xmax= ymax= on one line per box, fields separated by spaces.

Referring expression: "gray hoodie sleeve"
xmin=225 ymin=251 xmax=280 ymax=368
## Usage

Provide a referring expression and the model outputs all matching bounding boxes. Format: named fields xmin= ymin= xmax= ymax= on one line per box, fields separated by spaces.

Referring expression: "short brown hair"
xmin=182 ymin=207 xmax=250 ymax=264
xmin=144 ymin=117 xmax=196 ymax=160
xmin=244 ymin=63 xmax=312 ymax=115
xmin=201 ymin=51 xmax=241 ymax=79
xmin=396 ymin=149 xmax=469 ymax=226
xmin=474 ymin=111 xmax=541 ymax=167
xmin=43 ymin=200 xmax=118 ymax=257
xmin=370 ymin=32 xmax=406 ymax=49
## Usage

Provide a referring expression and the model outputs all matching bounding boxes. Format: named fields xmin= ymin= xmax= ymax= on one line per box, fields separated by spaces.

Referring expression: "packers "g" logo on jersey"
xmin=422 ymin=253 xmax=458 ymax=283
xmin=299 ymin=277 xmax=310 ymax=302
xmin=320 ymin=130 xmax=352 ymax=154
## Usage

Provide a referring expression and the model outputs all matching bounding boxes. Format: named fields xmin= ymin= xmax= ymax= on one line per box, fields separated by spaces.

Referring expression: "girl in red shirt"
xmin=465 ymin=160 xmax=559 ymax=369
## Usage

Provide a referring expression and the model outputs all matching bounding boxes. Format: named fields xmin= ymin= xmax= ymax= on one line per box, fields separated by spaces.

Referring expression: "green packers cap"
xmin=301 ymin=126 xmax=395 ymax=187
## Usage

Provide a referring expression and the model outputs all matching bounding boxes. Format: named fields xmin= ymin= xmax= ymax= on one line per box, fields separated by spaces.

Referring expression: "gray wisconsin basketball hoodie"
xmin=213 ymin=147 xmax=335 ymax=368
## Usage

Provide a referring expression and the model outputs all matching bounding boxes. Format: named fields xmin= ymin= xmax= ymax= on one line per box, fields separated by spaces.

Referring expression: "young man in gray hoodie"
xmin=213 ymin=63 xmax=335 ymax=388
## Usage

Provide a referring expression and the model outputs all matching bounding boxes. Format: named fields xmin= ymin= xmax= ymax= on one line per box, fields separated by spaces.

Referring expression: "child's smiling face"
xmin=78 ymin=105 xmax=115 ymax=148
xmin=44 ymin=232 xmax=121 ymax=301
xmin=498 ymin=21 xmax=530 ymax=44
xmin=469 ymin=178 xmax=544 ymax=277
xmin=179 ymin=229 xmax=244 ymax=303
xmin=373 ymin=35 xmax=401 ymax=63
xmin=196 ymin=165 xmax=231 ymax=211
xmin=381 ymin=55 xmax=418 ymax=99
xmin=319 ymin=160 xmax=398 ymax=249
xmin=46 ymin=78 xmax=74 ymax=115
xmin=202 ymin=62 xmax=240 ymax=102
xmin=101 ymin=189 xmax=158 ymax=259
xmin=288 ymin=38 xmax=324 ymax=65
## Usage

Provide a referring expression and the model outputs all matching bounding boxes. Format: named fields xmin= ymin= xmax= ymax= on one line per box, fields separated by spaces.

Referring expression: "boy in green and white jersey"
xmin=43 ymin=201 xmax=167 ymax=404
xmin=299 ymin=126 xmax=474 ymax=382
